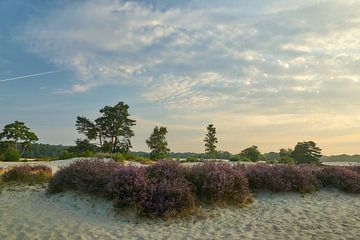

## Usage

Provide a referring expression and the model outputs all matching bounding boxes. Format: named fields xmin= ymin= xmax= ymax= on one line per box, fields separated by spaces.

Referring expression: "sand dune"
xmin=0 ymin=187 xmax=359 ymax=240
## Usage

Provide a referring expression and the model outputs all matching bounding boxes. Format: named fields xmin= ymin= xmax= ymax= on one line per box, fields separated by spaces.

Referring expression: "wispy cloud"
xmin=6 ymin=0 xmax=360 ymax=154
xmin=16 ymin=0 xmax=360 ymax=112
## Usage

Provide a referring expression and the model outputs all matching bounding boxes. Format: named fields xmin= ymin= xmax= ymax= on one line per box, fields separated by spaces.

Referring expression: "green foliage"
xmin=58 ymin=151 xmax=76 ymax=160
xmin=0 ymin=121 xmax=39 ymax=157
xmin=279 ymin=148 xmax=295 ymax=163
xmin=146 ymin=126 xmax=170 ymax=160
xmin=68 ymin=139 xmax=98 ymax=155
xmin=76 ymin=101 xmax=136 ymax=153
xmin=204 ymin=124 xmax=218 ymax=158
xmin=120 ymin=153 xmax=151 ymax=164
xmin=291 ymin=141 xmax=322 ymax=164
xmin=22 ymin=143 xmax=69 ymax=159
xmin=185 ymin=156 xmax=200 ymax=162
xmin=279 ymin=156 xmax=295 ymax=164
xmin=229 ymin=154 xmax=251 ymax=162
xmin=240 ymin=146 xmax=261 ymax=162
xmin=3 ymin=147 xmax=20 ymax=162
xmin=112 ymin=153 xmax=125 ymax=163
xmin=262 ymin=152 xmax=280 ymax=162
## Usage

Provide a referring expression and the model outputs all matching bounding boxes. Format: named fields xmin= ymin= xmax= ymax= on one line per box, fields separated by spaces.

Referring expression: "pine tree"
xmin=204 ymin=124 xmax=218 ymax=159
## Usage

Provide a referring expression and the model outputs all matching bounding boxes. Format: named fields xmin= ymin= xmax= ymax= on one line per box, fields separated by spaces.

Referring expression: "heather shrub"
xmin=3 ymin=147 xmax=20 ymax=162
xmin=316 ymin=167 xmax=360 ymax=193
xmin=138 ymin=178 xmax=195 ymax=218
xmin=2 ymin=165 xmax=52 ymax=183
xmin=106 ymin=166 xmax=146 ymax=207
xmin=244 ymin=164 xmax=319 ymax=193
xmin=47 ymin=159 xmax=119 ymax=194
xmin=145 ymin=160 xmax=184 ymax=183
xmin=347 ymin=165 xmax=360 ymax=174
xmin=185 ymin=162 xmax=251 ymax=205
xmin=136 ymin=160 xmax=197 ymax=217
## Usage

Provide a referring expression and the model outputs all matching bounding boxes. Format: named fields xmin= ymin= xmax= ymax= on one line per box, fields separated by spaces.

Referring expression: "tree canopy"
xmin=204 ymin=124 xmax=218 ymax=158
xmin=291 ymin=141 xmax=322 ymax=164
xmin=0 ymin=121 xmax=39 ymax=157
xmin=75 ymin=101 xmax=136 ymax=153
xmin=146 ymin=126 xmax=170 ymax=160
xmin=240 ymin=145 xmax=261 ymax=162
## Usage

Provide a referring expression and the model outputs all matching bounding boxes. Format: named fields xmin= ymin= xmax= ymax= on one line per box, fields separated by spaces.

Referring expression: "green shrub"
xmin=112 ymin=153 xmax=125 ymax=164
xmin=58 ymin=151 xmax=76 ymax=160
xmin=2 ymin=165 xmax=52 ymax=184
xmin=230 ymin=154 xmax=251 ymax=162
xmin=279 ymin=156 xmax=295 ymax=164
xmin=185 ymin=156 xmax=200 ymax=162
xmin=3 ymin=147 xmax=20 ymax=162
xmin=80 ymin=151 xmax=94 ymax=158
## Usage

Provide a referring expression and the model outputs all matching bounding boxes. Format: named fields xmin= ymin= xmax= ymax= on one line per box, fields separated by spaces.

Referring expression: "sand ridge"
xmin=0 ymin=187 xmax=359 ymax=240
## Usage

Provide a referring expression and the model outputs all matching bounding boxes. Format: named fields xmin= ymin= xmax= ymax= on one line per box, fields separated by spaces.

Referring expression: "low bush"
xmin=94 ymin=152 xmax=113 ymax=159
xmin=185 ymin=162 xmax=251 ymax=205
xmin=138 ymin=178 xmax=196 ymax=218
xmin=106 ymin=166 xmax=146 ymax=207
xmin=127 ymin=155 xmax=153 ymax=165
xmin=145 ymin=160 xmax=184 ymax=182
xmin=244 ymin=164 xmax=320 ymax=193
xmin=111 ymin=153 xmax=125 ymax=162
xmin=47 ymin=159 xmax=119 ymax=194
xmin=3 ymin=147 xmax=20 ymax=162
xmin=347 ymin=165 xmax=360 ymax=174
xmin=58 ymin=151 xmax=76 ymax=160
xmin=229 ymin=154 xmax=251 ymax=162
xmin=140 ymin=160 xmax=197 ymax=217
xmin=316 ymin=166 xmax=360 ymax=193
xmin=2 ymin=165 xmax=52 ymax=184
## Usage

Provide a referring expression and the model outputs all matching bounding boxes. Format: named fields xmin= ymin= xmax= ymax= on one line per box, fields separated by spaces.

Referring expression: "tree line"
xmin=0 ymin=101 xmax=324 ymax=163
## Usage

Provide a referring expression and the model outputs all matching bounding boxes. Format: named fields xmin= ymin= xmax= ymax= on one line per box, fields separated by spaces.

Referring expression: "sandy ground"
xmin=0 ymin=187 xmax=359 ymax=240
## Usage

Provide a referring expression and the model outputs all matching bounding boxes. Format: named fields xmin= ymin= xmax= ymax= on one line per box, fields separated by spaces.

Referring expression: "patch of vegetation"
xmin=1 ymin=165 xmax=52 ymax=186
xmin=47 ymin=160 xmax=252 ymax=218
xmin=2 ymin=146 xmax=20 ymax=162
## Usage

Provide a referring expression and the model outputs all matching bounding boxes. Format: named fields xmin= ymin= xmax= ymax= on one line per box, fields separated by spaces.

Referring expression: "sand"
xmin=0 ymin=187 xmax=359 ymax=240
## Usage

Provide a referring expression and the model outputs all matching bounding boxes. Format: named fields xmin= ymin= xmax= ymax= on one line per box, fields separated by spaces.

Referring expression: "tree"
xmin=68 ymin=139 xmax=99 ymax=155
xmin=75 ymin=101 xmax=136 ymax=153
xmin=279 ymin=148 xmax=295 ymax=163
xmin=146 ymin=126 xmax=170 ymax=160
xmin=240 ymin=145 xmax=261 ymax=162
xmin=204 ymin=124 xmax=218 ymax=158
xmin=291 ymin=141 xmax=322 ymax=164
xmin=0 ymin=121 xmax=39 ymax=157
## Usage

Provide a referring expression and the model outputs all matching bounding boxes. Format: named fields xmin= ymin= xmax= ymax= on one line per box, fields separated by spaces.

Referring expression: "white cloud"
xmin=16 ymin=0 xmax=360 ymax=113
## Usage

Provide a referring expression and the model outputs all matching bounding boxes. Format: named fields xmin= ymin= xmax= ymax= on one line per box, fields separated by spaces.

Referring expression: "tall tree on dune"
xmin=146 ymin=126 xmax=170 ymax=160
xmin=75 ymin=101 xmax=136 ymax=153
xmin=204 ymin=124 xmax=218 ymax=159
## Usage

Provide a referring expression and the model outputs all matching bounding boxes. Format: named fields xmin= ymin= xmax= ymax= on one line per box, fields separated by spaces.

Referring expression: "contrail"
xmin=0 ymin=70 xmax=62 ymax=83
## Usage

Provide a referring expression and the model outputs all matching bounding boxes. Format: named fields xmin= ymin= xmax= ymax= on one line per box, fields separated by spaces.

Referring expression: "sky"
xmin=0 ymin=0 xmax=360 ymax=155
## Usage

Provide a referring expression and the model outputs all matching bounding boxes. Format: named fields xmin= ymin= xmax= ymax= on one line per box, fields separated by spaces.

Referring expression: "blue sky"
xmin=1 ymin=0 xmax=360 ymax=154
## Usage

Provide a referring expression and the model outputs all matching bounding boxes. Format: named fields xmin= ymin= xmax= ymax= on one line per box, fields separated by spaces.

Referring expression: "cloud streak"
xmin=0 ymin=70 xmax=62 ymax=84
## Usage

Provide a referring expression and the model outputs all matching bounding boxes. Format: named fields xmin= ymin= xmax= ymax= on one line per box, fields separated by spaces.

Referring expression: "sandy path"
xmin=0 ymin=187 xmax=359 ymax=240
